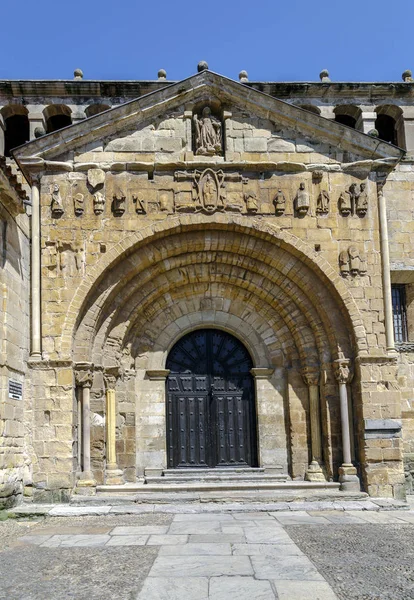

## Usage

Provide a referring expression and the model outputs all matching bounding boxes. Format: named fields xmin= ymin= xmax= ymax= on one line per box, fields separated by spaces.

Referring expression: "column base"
xmin=305 ymin=460 xmax=326 ymax=482
xmin=339 ymin=464 xmax=361 ymax=492
xmin=105 ymin=467 xmax=124 ymax=485
xmin=74 ymin=472 xmax=97 ymax=495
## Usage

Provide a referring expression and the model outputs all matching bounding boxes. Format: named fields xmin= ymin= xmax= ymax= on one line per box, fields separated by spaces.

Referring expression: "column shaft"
xmin=339 ymin=381 xmax=352 ymax=465
xmin=76 ymin=387 xmax=82 ymax=468
xmin=31 ymin=179 xmax=41 ymax=358
xmin=106 ymin=389 xmax=117 ymax=468
xmin=309 ymin=384 xmax=322 ymax=463
xmin=82 ymin=385 xmax=91 ymax=473
xmin=378 ymin=185 xmax=395 ymax=352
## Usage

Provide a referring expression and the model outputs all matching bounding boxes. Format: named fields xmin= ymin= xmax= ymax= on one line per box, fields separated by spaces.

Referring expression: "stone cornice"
xmin=0 ymin=79 xmax=413 ymax=101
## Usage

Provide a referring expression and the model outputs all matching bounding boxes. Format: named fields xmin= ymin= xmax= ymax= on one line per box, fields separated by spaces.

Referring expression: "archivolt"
xmin=67 ymin=216 xmax=366 ymax=367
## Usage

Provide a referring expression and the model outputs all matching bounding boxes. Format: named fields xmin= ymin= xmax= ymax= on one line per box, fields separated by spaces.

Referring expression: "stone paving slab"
xmin=147 ymin=534 xmax=188 ymax=545
xmin=158 ymin=542 xmax=232 ymax=556
xmin=232 ymin=542 xmax=304 ymax=556
xmin=189 ymin=533 xmax=246 ymax=543
xmin=150 ymin=555 xmax=254 ymax=577
xmin=41 ymin=534 xmax=111 ymax=547
xmin=106 ymin=535 xmax=149 ymax=546
xmin=110 ymin=525 xmax=169 ymax=535
xmin=209 ymin=576 xmax=276 ymax=599
xmin=136 ymin=577 xmax=209 ymax=600
xmin=274 ymin=580 xmax=339 ymax=600
xmin=168 ymin=521 xmax=222 ymax=534
xmin=251 ymin=555 xmax=325 ymax=581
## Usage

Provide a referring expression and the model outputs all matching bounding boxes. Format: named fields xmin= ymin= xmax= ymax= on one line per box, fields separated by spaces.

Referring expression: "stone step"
xmin=163 ymin=467 xmax=266 ymax=475
xmin=96 ymin=481 xmax=341 ymax=494
xmin=71 ymin=486 xmax=370 ymax=506
xmin=146 ymin=474 xmax=289 ymax=484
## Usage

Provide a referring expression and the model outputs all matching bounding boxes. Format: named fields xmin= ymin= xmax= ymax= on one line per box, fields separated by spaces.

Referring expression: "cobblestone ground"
xmin=287 ymin=521 xmax=414 ymax=600
xmin=0 ymin=508 xmax=413 ymax=599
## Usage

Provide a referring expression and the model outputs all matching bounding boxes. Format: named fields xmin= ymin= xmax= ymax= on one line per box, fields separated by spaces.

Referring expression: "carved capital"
xmin=74 ymin=362 xmax=94 ymax=388
xmin=103 ymin=366 xmax=121 ymax=390
xmin=334 ymin=359 xmax=353 ymax=384
xmin=301 ymin=366 xmax=320 ymax=387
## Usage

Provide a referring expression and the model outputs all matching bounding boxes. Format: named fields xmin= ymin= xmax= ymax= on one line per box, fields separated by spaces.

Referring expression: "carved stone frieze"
xmin=339 ymin=246 xmax=367 ymax=277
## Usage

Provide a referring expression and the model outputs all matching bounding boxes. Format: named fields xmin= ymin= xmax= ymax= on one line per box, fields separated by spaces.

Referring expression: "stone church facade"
xmin=2 ymin=65 xmax=414 ymax=506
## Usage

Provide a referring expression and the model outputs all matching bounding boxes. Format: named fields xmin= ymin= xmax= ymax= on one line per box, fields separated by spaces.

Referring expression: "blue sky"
xmin=3 ymin=0 xmax=413 ymax=82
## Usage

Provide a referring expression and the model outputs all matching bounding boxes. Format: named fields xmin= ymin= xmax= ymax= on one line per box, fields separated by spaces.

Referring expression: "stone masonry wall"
xmin=0 ymin=199 xmax=30 ymax=508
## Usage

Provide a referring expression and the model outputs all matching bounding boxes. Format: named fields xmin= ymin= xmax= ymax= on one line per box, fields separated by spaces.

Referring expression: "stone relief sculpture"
xmin=338 ymin=190 xmax=352 ymax=216
xmin=87 ymin=169 xmax=106 ymax=216
xmin=244 ymin=190 xmax=259 ymax=214
xmin=339 ymin=246 xmax=367 ymax=277
xmin=93 ymin=192 xmax=105 ymax=215
xmin=133 ymin=192 xmax=146 ymax=214
xmin=51 ymin=183 xmax=64 ymax=217
xmin=339 ymin=250 xmax=350 ymax=276
xmin=339 ymin=182 xmax=368 ymax=217
xmin=159 ymin=193 xmax=170 ymax=212
xmin=73 ymin=192 xmax=84 ymax=216
xmin=356 ymin=182 xmax=368 ymax=216
xmin=273 ymin=189 xmax=286 ymax=215
xmin=316 ymin=190 xmax=330 ymax=215
xmin=112 ymin=190 xmax=126 ymax=216
xmin=294 ymin=182 xmax=309 ymax=216
xmin=193 ymin=107 xmax=222 ymax=155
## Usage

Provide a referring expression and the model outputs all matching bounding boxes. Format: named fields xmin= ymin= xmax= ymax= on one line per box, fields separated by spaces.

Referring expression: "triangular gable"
xmin=13 ymin=70 xmax=404 ymax=175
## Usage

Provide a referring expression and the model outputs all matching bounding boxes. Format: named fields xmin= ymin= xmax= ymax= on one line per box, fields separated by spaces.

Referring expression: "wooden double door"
xmin=166 ymin=329 xmax=258 ymax=468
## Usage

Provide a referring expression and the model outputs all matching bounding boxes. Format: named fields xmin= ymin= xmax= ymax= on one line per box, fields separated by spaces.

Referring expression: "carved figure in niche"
xmin=112 ymin=190 xmax=126 ymax=216
xmin=159 ymin=193 xmax=170 ymax=212
xmin=294 ymin=182 xmax=309 ymax=215
xmin=244 ymin=191 xmax=258 ymax=214
xmin=348 ymin=245 xmax=360 ymax=276
xmin=73 ymin=193 xmax=84 ymax=216
xmin=51 ymin=183 xmax=64 ymax=217
xmin=133 ymin=192 xmax=146 ymax=214
xmin=356 ymin=182 xmax=368 ymax=216
xmin=339 ymin=250 xmax=350 ymax=276
xmin=273 ymin=189 xmax=286 ymax=215
xmin=193 ymin=107 xmax=222 ymax=156
xmin=203 ymin=173 xmax=218 ymax=210
xmin=338 ymin=191 xmax=352 ymax=216
xmin=316 ymin=190 xmax=330 ymax=215
xmin=194 ymin=169 xmax=225 ymax=213
xmin=93 ymin=191 xmax=105 ymax=215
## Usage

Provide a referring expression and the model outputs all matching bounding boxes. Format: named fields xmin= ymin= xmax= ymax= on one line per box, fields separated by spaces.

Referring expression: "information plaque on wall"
xmin=8 ymin=379 xmax=23 ymax=400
